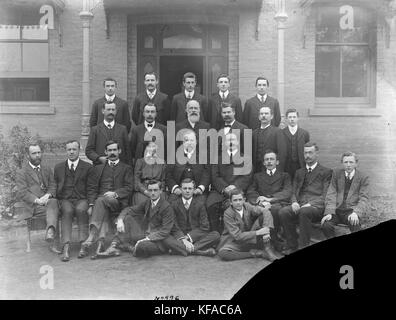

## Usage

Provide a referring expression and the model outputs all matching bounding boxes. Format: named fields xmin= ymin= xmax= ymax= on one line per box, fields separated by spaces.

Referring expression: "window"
xmin=0 ymin=9 xmax=49 ymax=103
xmin=315 ymin=5 xmax=376 ymax=108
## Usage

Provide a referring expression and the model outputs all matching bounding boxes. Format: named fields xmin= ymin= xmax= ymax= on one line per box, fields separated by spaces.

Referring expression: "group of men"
xmin=15 ymin=72 xmax=370 ymax=263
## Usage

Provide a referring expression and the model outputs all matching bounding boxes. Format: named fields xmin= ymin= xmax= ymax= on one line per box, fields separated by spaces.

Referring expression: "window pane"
xmin=315 ymin=46 xmax=340 ymax=97
xmin=316 ymin=7 xmax=339 ymax=43
xmin=342 ymin=46 xmax=368 ymax=97
xmin=22 ymin=25 xmax=48 ymax=40
xmin=0 ymin=25 xmax=20 ymax=39
xmin=209 ymin=26 xmax=227 ymax=50
xmin=0 ymin=78 xmax=49 ymax=101
xmin=162 ymin=24 xmax=203 ymax=49
xmin=340 ymin=7 xmax=370 ymax=43
xmin=22 ymin=43 xmax=48 ymax=71
xmin=0 ymin=43 xmax=21 ymax=71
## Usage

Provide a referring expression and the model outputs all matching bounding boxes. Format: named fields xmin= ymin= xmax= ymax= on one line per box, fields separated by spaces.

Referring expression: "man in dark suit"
xmin=100 ymin=180 xmax=177 ymax=258
xmin=90 ymin=78 xmax=131 ymax=133
xmin=15 ymin=143 xmax=60 ymax=253
xmin=279 ymin=142 xmax=332 ymax=254
xmin=131 ymin=72 xmax=171 ymax=126
xmin=247 ymin=149 xmax=292 ymax=254
xmin=206 ymin=132 xmax=253 ymax=233
xmin=130 ymin=103 xmax=167 ymax=162
xmin=279 ymin=108 xmax=310 ymax=180
xmin=164 ymin=178 xmax=220 ymax=257
xmin=208 ymin=74 xmax=243 ymax=129
xmin=166 ymin=130 xmax=210 ymax=203
xmin=86 ymin=101 xmax=131 ymax=165
xmin=252 ymin=106 xmax=283 ymax=173
xmin=170 ymin=72 xmax=208 ymax=123
xmin=243 ymin=77 xmax=281 ymax=129
xmin=175 ymin=99 xmax=210 ymax=138
xmin=81 ymin=141 xmax=133 ymax=258
xmin=321 ymin=152 xmax=370 ymax=238
xmin=54 ymin=140 xmax=92 ymax=261
xmin=217 ymin=188 xmax=279 ymax=262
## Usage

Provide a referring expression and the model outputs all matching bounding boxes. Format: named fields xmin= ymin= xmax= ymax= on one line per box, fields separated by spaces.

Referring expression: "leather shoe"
xmin=249 ymin=249 xmax=264 ymax=258
xmin=97 ymin=244 xmax=121 ymax=258
xmin=263 ymin=244 xmax=280 ymax=262
xmin=45 ymin=227 xmax=55 ymax=242
xmin=90 ymin=239 xmax=105 ymax=260
xmin=49 ymin=243 xmax=62 ymax=254
xmin=61 ymin=243 xmax=70 ymax=262
xmin=78 ymin=243 xmax=88 ymax=258
xmin=194 ymin=248 xmax=216 ymax=257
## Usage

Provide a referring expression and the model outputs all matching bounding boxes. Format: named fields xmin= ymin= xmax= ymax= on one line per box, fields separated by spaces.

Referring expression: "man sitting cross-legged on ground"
xmin=99 ymin=180 xmax=180 ymax=258
xmin=321 ymin=151 xmax=369 ymax=239
xmin=217 ymin=188 xmax=279 ymax=262
xmin=163 ymin=178 xmax=220 ymax=257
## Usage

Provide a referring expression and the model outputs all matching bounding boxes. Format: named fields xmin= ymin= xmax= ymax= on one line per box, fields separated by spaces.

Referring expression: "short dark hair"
xmin=144 ymin=71 xmax=158 ymax=81
xmin=221 ymin=102 xmax=235 ymax=111
xmin=217 ymin=74 xmax=230 ymax=83
xmin=26 ymin=142 xmax=42 ymax=154
xmin=105 ymin=140 xmax=120 ymax=151
xmin=341 ymin=151 xmax=358 ymax=162
xmin=229 ymin=188 xmax=244 ymax=200
xmin=103 ymin=78 xmax=117 ymax=87
xmin=259 ymin=105 xmax=273 ymax=115
xmin=183 ymin=72 xmax=197 ymax=82
xmin=263 ymin=149 xmax=277 ymax=160
xmin=304 ymin=142 xmax=319 ymax=151
xmin=181 ymin=178 xmax=195 ymax=187
xmin=285 ymin=108 xmax=299 ymax=117
xmin=143 ymin=102 xmax=158 ymax=112
xmin=147 ymin=179 xmax=162 ymax=189
xmin=65 ymin=140 xmax=80 ymax=149
xmin=255 ymin=77 xmax=269 ymax=86
xmin=102 ymin=101 xmax=116 ymax=109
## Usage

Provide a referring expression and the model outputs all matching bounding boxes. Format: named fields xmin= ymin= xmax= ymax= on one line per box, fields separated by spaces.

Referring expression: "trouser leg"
xmin=193 ymin=231 xmax=221 ymax=251
xmin=75 ymin=199 xmax=89 ymax=242
xmin=298 ymin=206 xmax=323 ymax=248
xmin=46 ymin=199 xmax=59 ymax=231
xmin=60 ymin=200 xmax=74 ymax=244
xmin=279 ymin=206 xmax=298 ymax=249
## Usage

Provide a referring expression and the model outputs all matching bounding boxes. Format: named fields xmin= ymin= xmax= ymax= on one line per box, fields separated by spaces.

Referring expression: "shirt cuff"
xmin=186 ymin=234 xmax=193 ymax=243
xmin=197 ymin=185 xmax=205 ymax=192
xmin=171 ymin=185 xmax=180 ymax=193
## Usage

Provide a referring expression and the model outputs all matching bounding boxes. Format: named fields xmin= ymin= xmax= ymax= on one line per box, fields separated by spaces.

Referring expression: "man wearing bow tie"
xmin=81 ymin=141 xmax=133 ymax=258
xmin=208 ymin=74 xmax=243 ymax=129
xmin=15 ymin=143 xmax=60 ymax=253
xmin=130 ymin=103 xmax=167 ymax=162
xmin=279 ymin=142 xmax=332 ymax=254
xmin=170 ymin=72 xmax=208 ymax=123
xmin=321 ymin=152 xmax=369 ymax=239
xmin=243 ymin=77 xmax=281 ymax=130
xmin=89 ymin=78 xmax=131 ymax=133
xmin=86 ymin=101 xmax=131 ymax=165
xmin=166 ymin=130 xmax=210 ymax=204
xmin=132 ymin=72 xmax=171 ymax=125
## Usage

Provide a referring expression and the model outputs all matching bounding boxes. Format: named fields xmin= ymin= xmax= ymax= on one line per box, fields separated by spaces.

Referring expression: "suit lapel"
xmin=308 ymin=165 xmax=321 ymax=184
xmin=98 ymin=123 xmax=110 ymax=140
xmin=346 ymin=170 xmax=360 ymax=201
xmin=27 ymin=165 xmax=40 ymax=185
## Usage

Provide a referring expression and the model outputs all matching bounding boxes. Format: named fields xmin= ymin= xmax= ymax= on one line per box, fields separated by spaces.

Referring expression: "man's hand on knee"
xmin=116 ymin=218 xmax=125 ymax=233
xmin=348 ymin=212 xmax=359 ymax=226
xmin=291 ymin=202 xmax=300 ymax=213
xmin=321 ymin=214 xmax=332 ymax=226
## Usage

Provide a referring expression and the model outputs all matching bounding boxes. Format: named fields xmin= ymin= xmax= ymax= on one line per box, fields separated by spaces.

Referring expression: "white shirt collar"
xmin=183 ymin=197 xmax=192 ymax=206
xmin=257 ymin=93 xmax=267 ymax=102
xmin=29 ymin=162 xmax=41 ymax=170
xmin=105 ymin=93 xmax=115 ymax=101
xmin=185 ymin=90 xmax=194 ymax=99
xmin=225 ymin=119 xmax=235 ymax=127
xmin=219 ymin=90 xmax=229 ymax=99
xmin=345 ymin=169 xmax=356 ymax=179
xmin=235 ymin=207 xmax=244 ymax=218
xmin=144 ymin=120 xmax=155 ymax=131
xmin=108 ymin=159 xmax=120 ymax=166
xmin=227 ymin=149 xmax=238 ymax=157
xmin=184 ymin=149 xmax=195 ymax=159
xmin=151 ymin=197 xmax=160 ymax=207
xmin=146 ymin=89 xmax=157 ymax=97
xmin=288 ymin=125 xmax=298 ymax=135
xmin=104 ymin=119 xmax=115 ymax=128
xmin=266 ymin=168 xmax=276 ymax=176
xmin=188 ymin=119 xmax=198 ymax=128
xmin=260 ymin=123 xmax=271 ymax=130
xmin=306 ymin=162 xmax=318 ymax=171
xmin=67 ymin=158 xmax=79 ymax=170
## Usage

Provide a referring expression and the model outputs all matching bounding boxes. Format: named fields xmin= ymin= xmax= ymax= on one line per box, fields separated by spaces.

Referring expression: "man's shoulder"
xmin=317 ymin=164 xmax=332 ymax=174
xmin=114 ymin=123 xmax=128 ymax=132
xmin=118 ymin=161 xmax=133 ymax=171
xmin=172 ymin=92 xmax=184 ymax=101
xmin=54 ymin=161 xmax=66 ymax=171
xmin=155 ymin=91 xmax=169 ymax=99
xmin=93 ymin=97 xmax=105 ymax=105
xmin=155 ymin=123 xmax=167 ymax=131
xmin=234 ymin=121 xmax=248 ymax=129
xmin=114 ymin=96 xmax=128 ymax=106
xmin=198 ymin=120 xmax=210 ymax=129
xmin=245 ymin=96 xmax=258 ymax=105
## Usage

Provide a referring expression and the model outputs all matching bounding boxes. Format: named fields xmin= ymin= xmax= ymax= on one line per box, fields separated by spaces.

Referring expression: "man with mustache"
xmin=89 ymin=78 xmax=131 ymax=133
xmin=132 ymin=72 xmax=171 ymax=125
xmin=279 ymin=142 xmax=332 ymax=254
xmin=130 ymin=103 xmax=167 ymax=162
xmin=81 ymin=140 xmax=133 ymax=258
xmin=15 ymin=143 xmax=60 ymax=254
xmin=86 ymin=101 xmax=131 ymax=165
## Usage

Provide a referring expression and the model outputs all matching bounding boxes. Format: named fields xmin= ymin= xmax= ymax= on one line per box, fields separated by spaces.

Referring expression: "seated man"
xmin=247 ymin=149 xmax=292 ymax=253
xmin=321 ymin=152 xmax=369 ymax=238
xmin=279 ymin=142 xmax=332 ymax=254
xmin=217 ymin=188 xmax=279 ymax=262
xmin=81 ymin=140 xmax=133 ymax=258
xmin=164 ymin=178 xmax=220 ymax=257
xmin=16 ymin=143 xmax=60 ymax=253
xmin=100 ymin=180 xmax=177 ymax=258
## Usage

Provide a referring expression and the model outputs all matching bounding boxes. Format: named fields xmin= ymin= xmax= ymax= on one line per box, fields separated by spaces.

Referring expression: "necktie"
xmin=151 ymin=201 xmax=156 ymax=209
xmin=107 ymin=124 xmax=112 ymax=130
xmin=260 ymin=95 xmax=264 ymax=102
xmin=184 ymin=201 xmax=190 ymax=210
xmin=109 ymin=161 xmax=115 ymax=167
xmin=70 ymin=163 xmax=75 ymax=171
xmin=34 ymin=167 xmax=45 ymax=189
xmin=308 ymin=167 xmax=312 ymax=173
xmin=347 ymin=173 xmax=352 ymax=181
xmin=221 ymin=92 xmax=225 ymax=100
xmin=147 ymin=123 xmax=153 ymax=128
xmin=268 ymin=170 xmax=273 ymax=177
xmin=187 ymin=93 xmax=192 ymax=99
xmin=224 ymin=124 xmax=231 ymax=128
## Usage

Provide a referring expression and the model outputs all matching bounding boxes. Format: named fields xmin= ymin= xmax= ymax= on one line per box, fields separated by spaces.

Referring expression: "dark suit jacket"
xmin=278 ymin=126 xmax=310 ymax=170
xmin=219 ymin=120 xmax=249 ymax=153
xmin=89 ymin=96 xmax=131 ymax=133
xmin=86 ymin=161 xmax=133 ymax=209
xmin=85 ymin=122 xmax=131 ymax=165
xmin=324 ymin=169 xmax=370 ymax=218
xmin=243 ymin=95 xmax=281 ymax=129
xmin=170 ymin=197 xmax=210 ymax=240
xmin=292 ymin=164 xmax=332 ymax=210
xmin=208 ymin=92 xmax=243 ymax=129
xmin=247 ymin=170 xmax=292 ymax=205
xmin=54 ymin=159 xmax=92 ymax=200
xmin=130 ymin=122 xmax=167 ymax=161
xmin=15 ymin=162 xmax=57 ymax=219
xmin=132 ymin=91 xmax=171 ymax=125
xmin=252 ymin=125 xmax=283 ymax=172
xmin=119 ymin=195 xmax=175 ymax=242
xmin=207 ymin=152 xmax=253 ymax=208
xmin=170 ymin=92 xmax=208 ymax=123
xmin=175 ymin=119 xmax=210 ymax=137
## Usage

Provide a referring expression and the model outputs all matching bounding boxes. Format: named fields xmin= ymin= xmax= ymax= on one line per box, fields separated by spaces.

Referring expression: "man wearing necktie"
xmin=170 ymin=72 xmax=208 ymax=123
xmin=89 ymin=78 xmax=131 ymax=132
xmin=279 ymin=142 xmax=332 ymax=254
xmin=54 ymin=140 xmax=93 ymax=261
xmin=82 ymin=141 xmax=133 ymax=259
xmin=132 ymin=72 xmax=171 ymax=125
xmin=321 ymin=152 xmax=369 ymax=239
xmin=243 ymin=77 xmax=281 ymax=130
xmin=15 ymin=143 xmax=60 ymax=253
xmin=86 ymin=101 xmax=131 ymax=166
